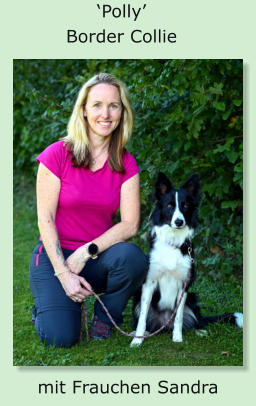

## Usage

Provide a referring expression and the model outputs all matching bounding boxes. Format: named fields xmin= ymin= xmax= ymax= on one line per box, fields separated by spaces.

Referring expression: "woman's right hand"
xmin=57 ymin=270 xmax=93 ymax=302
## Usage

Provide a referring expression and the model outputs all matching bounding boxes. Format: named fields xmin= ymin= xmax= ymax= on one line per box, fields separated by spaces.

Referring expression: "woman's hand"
xmin=57 ymin=271 xmax=92 ymax=302
xmin=66 ymin=246 xmax=90 ymax=275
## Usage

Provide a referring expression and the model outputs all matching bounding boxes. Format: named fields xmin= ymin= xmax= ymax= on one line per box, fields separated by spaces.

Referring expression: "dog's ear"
xmin=181 ymin=174 xmax=201 ymax=198
xmin=155 ymin=172 xmax=172 ymax=199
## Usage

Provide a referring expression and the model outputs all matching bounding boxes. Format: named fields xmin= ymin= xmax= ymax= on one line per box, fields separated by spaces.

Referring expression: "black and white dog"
xmin=130 ymin=173 xmax=243 ymax=347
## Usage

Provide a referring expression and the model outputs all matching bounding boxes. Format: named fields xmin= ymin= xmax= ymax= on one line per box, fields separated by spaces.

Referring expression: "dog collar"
xmin=168 ymin=241 xmax=194 ymax=263
xmin=168 ymin=241 xmax=191 ymax=249
xmin=168 ymin=242 xmax=182 ymax=249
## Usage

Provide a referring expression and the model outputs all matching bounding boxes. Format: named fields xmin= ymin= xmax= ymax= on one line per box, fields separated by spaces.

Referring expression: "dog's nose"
xmin=175 ymin=219 xmax=184 ymax=227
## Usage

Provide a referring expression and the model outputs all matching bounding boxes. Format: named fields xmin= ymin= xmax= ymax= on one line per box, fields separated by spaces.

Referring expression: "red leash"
xmin=80 ymin=265 xmax=192 ymax=342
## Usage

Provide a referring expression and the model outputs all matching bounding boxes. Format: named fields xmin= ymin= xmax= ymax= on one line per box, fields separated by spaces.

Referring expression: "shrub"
xmin=13 ymin=59 xmax=243 ymax=279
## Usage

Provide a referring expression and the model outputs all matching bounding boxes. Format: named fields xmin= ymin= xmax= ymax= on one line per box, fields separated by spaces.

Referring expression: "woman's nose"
xmin=101 ymin=107 xmax=109 ymax=118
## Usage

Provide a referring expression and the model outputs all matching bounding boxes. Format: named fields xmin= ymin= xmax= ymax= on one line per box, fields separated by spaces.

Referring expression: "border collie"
xmin=130 ymin=173 xmax=243 ymax=347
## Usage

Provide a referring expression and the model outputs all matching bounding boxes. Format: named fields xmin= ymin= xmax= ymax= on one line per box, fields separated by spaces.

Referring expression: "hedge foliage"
xmin=13 ymin=59 xmax=243 ymax=279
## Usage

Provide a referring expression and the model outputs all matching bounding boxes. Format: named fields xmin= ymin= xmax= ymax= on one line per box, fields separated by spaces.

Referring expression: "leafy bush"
xmin=13 ymin=59 xmax=243 ymax=279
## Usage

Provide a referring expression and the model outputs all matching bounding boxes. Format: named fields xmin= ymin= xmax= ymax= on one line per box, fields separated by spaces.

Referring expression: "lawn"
xmin=13 ymin=176 xmax=243 ymax=366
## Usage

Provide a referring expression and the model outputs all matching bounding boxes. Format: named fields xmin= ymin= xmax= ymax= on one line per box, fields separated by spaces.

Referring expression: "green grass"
xmin=13 ymin=175 xmax=243 ymax=366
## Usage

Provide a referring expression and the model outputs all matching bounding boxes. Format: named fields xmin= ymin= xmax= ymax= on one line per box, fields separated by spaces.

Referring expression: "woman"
xmin=29 ymin=73 xmax=148 ymax=347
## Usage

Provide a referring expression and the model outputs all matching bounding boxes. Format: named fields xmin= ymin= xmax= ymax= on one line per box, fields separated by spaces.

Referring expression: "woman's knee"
xmin=39 ymin=331 xmax=79 ymax=348
xmin=111 ymin=242 xmax=148 ymax=282
xmin=35 ymin=310 xmax=81 ymax=348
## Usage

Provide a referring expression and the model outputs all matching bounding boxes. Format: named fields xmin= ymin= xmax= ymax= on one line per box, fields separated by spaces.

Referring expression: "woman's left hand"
xmin=66 ymin=246 xmax=89 ymax=275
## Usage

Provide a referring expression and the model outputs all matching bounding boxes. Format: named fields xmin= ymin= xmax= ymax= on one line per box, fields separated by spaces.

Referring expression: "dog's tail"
xmin=192 ymin=311 xmax=243 ymax=329
xmin=133 ymin=292 xmax=243 ymax=332
xmin=184 ymin=293 xmax=243 ymax=330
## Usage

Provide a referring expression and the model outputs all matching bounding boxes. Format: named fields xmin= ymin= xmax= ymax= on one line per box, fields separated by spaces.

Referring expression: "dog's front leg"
xmin=172 ymin=291 xmax=187 ymax=342
xmin=130 ymin=280 xmax=157 ymax=348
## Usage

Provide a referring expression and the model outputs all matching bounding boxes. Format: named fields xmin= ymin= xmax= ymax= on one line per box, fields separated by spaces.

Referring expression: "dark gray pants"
xmin=29 ymin=241 xmax=147 ymax=347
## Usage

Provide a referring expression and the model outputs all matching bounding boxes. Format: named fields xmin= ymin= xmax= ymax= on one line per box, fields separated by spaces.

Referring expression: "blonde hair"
xmin=62 ymin=72 xmax=133 ymax=172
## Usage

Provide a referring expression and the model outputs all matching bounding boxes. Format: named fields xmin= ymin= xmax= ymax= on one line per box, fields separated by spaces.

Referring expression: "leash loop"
xmin=80 ymin=264 xmax=192 ymax=342
xmin=188 ymin=246 xmax=194 ymax=263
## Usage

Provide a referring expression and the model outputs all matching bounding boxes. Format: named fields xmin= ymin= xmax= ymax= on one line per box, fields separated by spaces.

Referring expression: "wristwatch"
xmin=87 ymin=243 xmax=99 ymax=259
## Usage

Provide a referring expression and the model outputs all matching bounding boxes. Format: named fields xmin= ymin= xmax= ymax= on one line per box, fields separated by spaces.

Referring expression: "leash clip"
xmin=188 ymin=246 xmax=194 ymax=263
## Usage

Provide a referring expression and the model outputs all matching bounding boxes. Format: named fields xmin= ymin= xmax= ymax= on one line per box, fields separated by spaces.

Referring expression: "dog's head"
xmin=151 ymin=173 xmax=201 ymax=229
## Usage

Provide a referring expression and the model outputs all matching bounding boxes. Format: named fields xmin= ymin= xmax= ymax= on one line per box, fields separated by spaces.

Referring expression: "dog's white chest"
xmin=148 ymin=225 xmax=192 ymax=282
xmin=149 ymin=242 xmax=190 ymax=281
xmin=144 ymin=225 xmax=193 ymax=311
xmin=148 ymin=242 xmax=191 ymax=311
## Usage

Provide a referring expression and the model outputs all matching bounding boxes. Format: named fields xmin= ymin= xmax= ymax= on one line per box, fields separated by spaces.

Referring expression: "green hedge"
xmin=13 ymin=59 xmax=243 ymax=279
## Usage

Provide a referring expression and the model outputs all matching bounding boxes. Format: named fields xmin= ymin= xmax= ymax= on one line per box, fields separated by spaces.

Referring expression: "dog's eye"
xmin=184 ymin=204 xmax=189 ymax=209
xmin=167 ymin=204 xmax=173 ymax=208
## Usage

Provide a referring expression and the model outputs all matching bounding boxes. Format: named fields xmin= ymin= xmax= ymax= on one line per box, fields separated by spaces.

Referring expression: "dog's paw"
xmin=172 ymin=332 xmax=183 ymax=342
xmin=130 ymin=338 xmax=144 ymax=348
xmin=195 ymin=329 xmax=208 ymax=337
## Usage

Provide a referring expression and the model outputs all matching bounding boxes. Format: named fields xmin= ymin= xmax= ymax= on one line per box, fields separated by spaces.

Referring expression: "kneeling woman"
xmin=29 ymin=73 xmax=147 ymax=347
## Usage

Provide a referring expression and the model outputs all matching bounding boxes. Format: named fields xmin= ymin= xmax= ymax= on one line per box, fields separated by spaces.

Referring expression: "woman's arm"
xmin=66 ymin=173 xmax=140 ymax=274
xmin=37 ymin=163 xmax=66 ymax=273
xmin=36 ymin=163 xmax=92 ymax=301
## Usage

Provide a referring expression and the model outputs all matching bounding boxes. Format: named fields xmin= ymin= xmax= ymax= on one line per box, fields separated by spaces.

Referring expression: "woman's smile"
xmin=98 ymin=121 xmax=112 ymax=127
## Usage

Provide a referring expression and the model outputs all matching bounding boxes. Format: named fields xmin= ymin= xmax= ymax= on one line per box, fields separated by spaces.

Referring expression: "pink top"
xmin=37 ymin=141 xmax=140 ymax=250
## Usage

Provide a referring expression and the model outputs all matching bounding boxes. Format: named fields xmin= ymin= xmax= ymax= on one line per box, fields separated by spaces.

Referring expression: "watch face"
xmin=88 ymin=243 xmax=98 ymax=256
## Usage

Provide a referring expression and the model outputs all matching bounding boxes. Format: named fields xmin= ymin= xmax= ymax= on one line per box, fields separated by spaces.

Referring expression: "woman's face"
xmin=84 ymin=83 xmax=122 ymax=139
